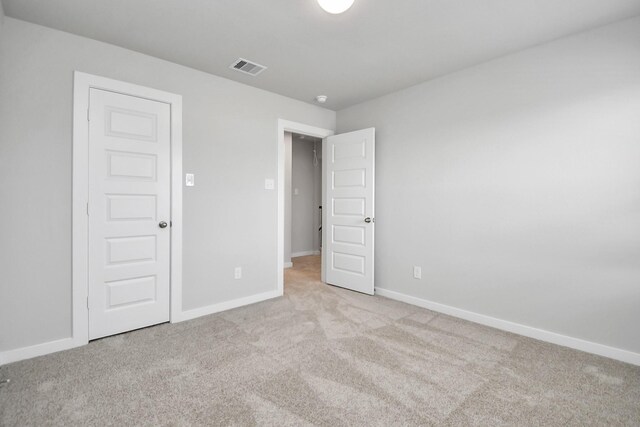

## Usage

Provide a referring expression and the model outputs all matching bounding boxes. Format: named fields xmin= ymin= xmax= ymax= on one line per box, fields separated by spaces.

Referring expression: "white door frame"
xmin=277 ymin=119 xmax=334 ymax=294
xmin=72 ymin=71 xmax=183 ymax=347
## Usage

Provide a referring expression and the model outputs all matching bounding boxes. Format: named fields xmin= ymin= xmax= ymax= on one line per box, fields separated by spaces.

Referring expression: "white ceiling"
xmin=4 ymin=0 xmax=640 ymax=110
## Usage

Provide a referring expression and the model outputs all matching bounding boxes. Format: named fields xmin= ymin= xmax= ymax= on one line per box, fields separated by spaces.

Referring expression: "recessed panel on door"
xmin=88 ymin=88 xmax=171 ymax=340
xmin=106 ymin=235 xmax=157 ymax=265
xmin=333 ymin=140 xmax=366 ymax=161
xmin=332 ymin=225 xmax=365 ymax=246
xmin=333 ymin=169 xmax=365 ymax=188
xmin=106 ymin=194 xmax=157 ymax=221
xmin=106 ymin=275 xmax=157 ymax=310
xmin=105 ymin=106 xmax=158 ymax=142
xmin=333 ymin=198 xmax=365 ymax=217
xmin=107 ymin=151 xmax=157 ymax=181
xmin=333 ymin=252 xmax=366 ymax=276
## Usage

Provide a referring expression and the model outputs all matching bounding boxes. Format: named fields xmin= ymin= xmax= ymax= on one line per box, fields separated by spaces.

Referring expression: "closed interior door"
xmin=324 ymin=128 xmax=375 ymax=295
xmin=88 ymin=88 xmax=171 ymax=340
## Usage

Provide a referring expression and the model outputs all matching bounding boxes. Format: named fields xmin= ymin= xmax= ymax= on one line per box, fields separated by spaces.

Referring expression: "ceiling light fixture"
xmin=316 ymin=95 xmax=328 ymax=104
xmin=317 ymin=0 xmax=355 ymax=14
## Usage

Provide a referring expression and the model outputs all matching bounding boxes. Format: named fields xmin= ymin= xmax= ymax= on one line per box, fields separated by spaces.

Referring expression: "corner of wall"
xmin=0 ymin=1 xmax=5 ymax=30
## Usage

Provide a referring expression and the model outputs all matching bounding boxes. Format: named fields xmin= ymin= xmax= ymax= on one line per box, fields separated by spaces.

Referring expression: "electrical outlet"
xmin=234 ymin=267 xmax=242 ymax=279
xmin=413 ymin=266 xmax=422 ymax=279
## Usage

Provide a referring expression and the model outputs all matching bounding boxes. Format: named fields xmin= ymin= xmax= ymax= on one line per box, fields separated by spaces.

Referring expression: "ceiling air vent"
xmin=229 ymin=58 xmax=267 ymax=76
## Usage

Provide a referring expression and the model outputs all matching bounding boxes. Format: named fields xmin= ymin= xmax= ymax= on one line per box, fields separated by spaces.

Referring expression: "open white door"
xmin=323 ymin=128 xmax=375 ymax=295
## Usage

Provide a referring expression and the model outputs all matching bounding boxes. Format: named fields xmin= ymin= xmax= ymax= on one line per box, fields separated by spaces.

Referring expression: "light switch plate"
xmin=413 ymin=266 xmax=422 ymax=279
xmin=265 ymin=179 xmax=275 ymax=190
xmin=185 ymin=173 xmax=195 ymax=187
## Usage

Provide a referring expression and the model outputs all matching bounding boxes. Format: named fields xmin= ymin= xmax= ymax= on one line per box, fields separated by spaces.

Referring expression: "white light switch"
xmin=185 ymin=173 xmax=195 ymax=187
xmin=234 ymin=267 xmax=242 ymax=279
xmin=265 ymin=179 xmax=275 ymax=190
xmin=413 ymin=266 xmax=422 ymax=279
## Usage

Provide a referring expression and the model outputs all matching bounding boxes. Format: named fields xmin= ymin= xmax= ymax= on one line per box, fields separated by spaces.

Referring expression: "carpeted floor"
xmin=1 ymin=255 xmax=639 ymax=426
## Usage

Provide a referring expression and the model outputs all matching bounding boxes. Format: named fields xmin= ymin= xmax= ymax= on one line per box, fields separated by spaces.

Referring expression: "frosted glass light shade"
xmin=317 ymin=0 xmax=355 ymax=14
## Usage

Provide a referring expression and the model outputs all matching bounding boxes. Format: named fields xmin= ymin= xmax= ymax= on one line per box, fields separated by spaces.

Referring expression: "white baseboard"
xmin=291 ymin=250 xmax=320 ymax=258
xmin=176 ymin=289 xmax=282 ymax=322
xmin=0 ymin=337 xmax=80 ymax=366
xmin=284 ymin=262 xmax=293 ymax=269
xmin=2 ymin=290 xmax=283 ymax=365
xmin=375 ymin=288 xmax=640 ymax=366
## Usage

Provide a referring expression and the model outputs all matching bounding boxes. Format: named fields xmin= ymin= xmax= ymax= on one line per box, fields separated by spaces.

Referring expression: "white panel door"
xmin=324 ymin=128 xmax=375 ymax=295
xmin=88 ymin=88 xmax=171 ymax=340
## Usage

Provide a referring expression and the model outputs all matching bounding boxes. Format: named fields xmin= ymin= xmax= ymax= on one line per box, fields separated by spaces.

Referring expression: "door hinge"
xmin=87 ymin=296 xmax=89 ymax=310
xmin=87 ymin=108 xmax=90 ymax=121
xmin=86 ymin=203 xmax=89 ymax=216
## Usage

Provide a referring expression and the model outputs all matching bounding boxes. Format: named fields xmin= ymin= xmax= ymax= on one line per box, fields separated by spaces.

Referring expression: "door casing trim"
xmin=72 ymin=71 xmax=183 ymax=347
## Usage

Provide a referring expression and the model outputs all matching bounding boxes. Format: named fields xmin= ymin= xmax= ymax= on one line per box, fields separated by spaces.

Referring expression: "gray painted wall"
xmin=0 ymin=17 xmax=335 ymax=351
xmin=291 ymin=137 xmax=321 ymax=255
xmin=0 ymin=1 xmax=5 ymax=34
xmin=337 ymin=17 xmax=640 ymax=353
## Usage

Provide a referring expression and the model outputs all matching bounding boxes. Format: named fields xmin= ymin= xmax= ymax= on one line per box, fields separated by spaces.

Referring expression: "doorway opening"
xmin=276 ymin=119 xmax=375 ymax=297
xmin=276 ymin=120 xmax=333 ymax=295
xmin=284 ymin=132 xmax=323 ymax=289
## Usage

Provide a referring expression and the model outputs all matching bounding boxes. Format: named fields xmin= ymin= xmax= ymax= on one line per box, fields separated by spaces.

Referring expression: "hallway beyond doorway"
xmin=285 ymin=255 xmax=321 ymax=289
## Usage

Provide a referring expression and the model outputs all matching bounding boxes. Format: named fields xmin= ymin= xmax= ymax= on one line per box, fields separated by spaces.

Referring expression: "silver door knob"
xmin=364 ymin=217 xmax=372 ymax=223
xmin=159 ymin=221 xmax=168 ymax=229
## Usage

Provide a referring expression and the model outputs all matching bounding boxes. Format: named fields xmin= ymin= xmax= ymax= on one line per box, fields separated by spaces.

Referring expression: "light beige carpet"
xmin=1 ymin=255 xmax=639 ymax=426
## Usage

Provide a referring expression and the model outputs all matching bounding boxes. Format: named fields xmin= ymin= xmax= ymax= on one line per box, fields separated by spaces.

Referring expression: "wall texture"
xmin=291 ymin=137 xmax=322 ymax=255
xmin=337 ymin=17 xmax=640 ymax=354
xmin=0 ymin=18 xmax=335 ymax=351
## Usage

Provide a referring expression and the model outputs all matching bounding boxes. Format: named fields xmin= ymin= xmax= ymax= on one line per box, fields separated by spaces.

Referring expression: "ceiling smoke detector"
xmin=229 ymin=58 xmax=267 ymax=76
xmin=316 ymin=95 xmax=328 ymax=104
